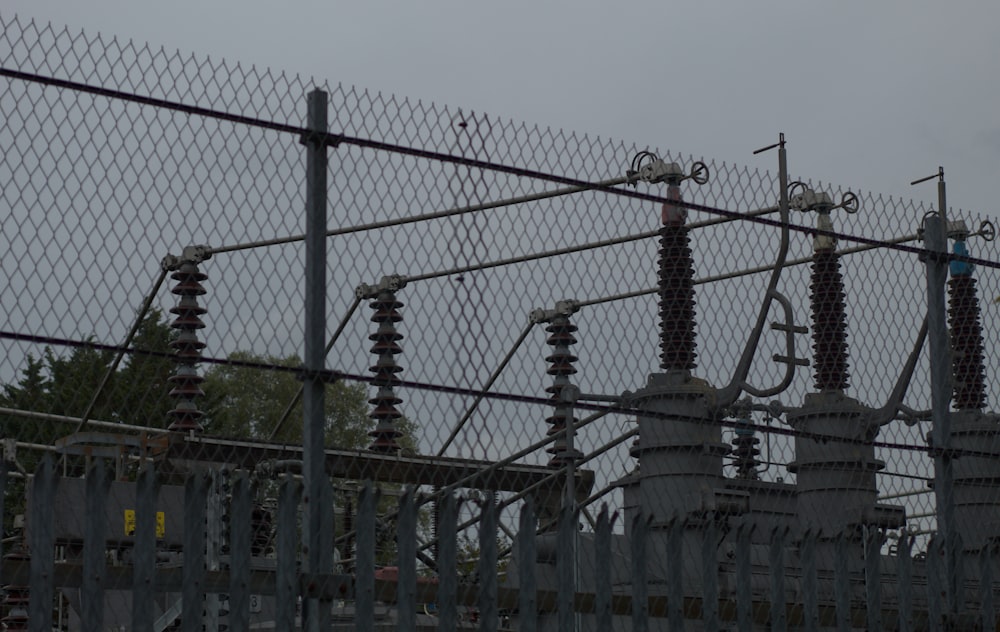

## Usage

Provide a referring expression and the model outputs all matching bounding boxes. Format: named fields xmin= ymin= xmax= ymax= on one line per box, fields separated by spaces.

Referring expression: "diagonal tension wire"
xmin=3 ymin=68 xmax=993 ymax=270
xmin=75 ymin=268 xmax=169 ymax=433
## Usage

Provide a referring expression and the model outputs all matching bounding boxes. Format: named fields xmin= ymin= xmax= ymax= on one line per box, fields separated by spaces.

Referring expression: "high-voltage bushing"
xmin=356 ymin=275 xmax=408 ymax=453
xmin=790 ymin=184 xmax=859 ymax=392
xmin=946 ymin=220 xmax=989 ymax=410
xmin=162 ymin=245 xmax=212 ymax=433
xmin=530 ymin=300 xmax=584 ymax=468
xmin=627 ymin=154 xmax=709 ymax=372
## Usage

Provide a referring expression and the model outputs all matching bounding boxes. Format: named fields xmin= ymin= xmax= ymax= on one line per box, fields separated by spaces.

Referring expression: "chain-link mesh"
xmin=3 ymin=12 xmax=1000 ymax=629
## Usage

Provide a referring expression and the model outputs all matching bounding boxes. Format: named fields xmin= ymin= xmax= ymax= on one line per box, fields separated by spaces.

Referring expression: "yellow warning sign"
xmin=123 ymin=510 xmax=165 ymax=538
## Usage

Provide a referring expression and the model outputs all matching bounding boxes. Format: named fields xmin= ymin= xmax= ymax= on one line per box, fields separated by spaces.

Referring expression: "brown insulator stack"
xmin=367 ymin=289 xmax=404 ymax=452
xmin=731 ymin=421 xmax=761 ymax=481
xmin=544 ymin=313 xmax=583 ymax=467
xmin=168 ymin=262 xmax=207 ymax=432
xmin=1 ymin=547 xmax=29 ymax=632
xmin=810 ymin=248 xmax=850 ymax=391
xmin=948 ymin=251 xmax=987 ymax=410
xmin=658 ymin=182 xmax=697 ymax=371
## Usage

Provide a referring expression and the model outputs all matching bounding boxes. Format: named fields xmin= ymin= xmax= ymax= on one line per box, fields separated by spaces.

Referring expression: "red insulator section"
xmin=948 ymin=274 xmax=987 ymax=410
xmin=810 ymin=249 xmax=850 ymax=391
xmin=367 ymin=290 xmax=404 ymax=452
xmin=658 ymin=186 xmax=698 ymax=371
xmin=1 ymin=547 xmax=29 ymax=632
xmin=544 ymin=315 xmax=582 ymax=467
xmin=168 ymin=262 xmax=206 ymax=433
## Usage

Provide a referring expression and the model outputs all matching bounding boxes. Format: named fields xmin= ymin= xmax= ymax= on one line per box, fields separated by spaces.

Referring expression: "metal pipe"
xmin=75 ymin=269 xmax=168 ymax=433
xmin=210 ymin=175 xmax=636 ymax=256
xmin=436 ymin=321 xmax=533 ymax=456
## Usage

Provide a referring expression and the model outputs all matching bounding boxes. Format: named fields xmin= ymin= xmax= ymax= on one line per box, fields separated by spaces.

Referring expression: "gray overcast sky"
xmin=5 ymin=1 xmax=999 ymax=218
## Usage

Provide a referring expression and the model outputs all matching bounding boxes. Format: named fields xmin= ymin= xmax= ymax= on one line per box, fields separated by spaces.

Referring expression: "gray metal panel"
xmin=181 ymin=472 xmax=207 ymax=632
xmin=132 ymin=464 xmax=158 ymax=632
xmin=29 ymin=456 xmax=55 ymax=632
xmin=276 ymin=476 xmax=300 ymax=632
xmin=517 ymin=499 xmax=537 ymax=632
xmin=83 ymin=460 xmax=109 ymax=632
xmin=229 ymin=472 xmax=251 ymax=632
xmin=47 ymin=477 xmax=187 ymax=547
xmin=437 ymin=492 xmax=459 ymax=631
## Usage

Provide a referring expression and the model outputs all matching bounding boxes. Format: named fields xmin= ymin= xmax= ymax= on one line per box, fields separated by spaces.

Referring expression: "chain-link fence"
xmin=2 ymin=12 xmax=1000 ymax=630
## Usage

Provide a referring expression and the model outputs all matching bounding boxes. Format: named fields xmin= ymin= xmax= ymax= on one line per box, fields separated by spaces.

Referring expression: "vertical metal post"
xmin=518 ymin=499 xmax=538 ymax=632
xmin=397 ymin=487 xmax=417 ymax=632
xmin=769 ymin=527 xmax=787 ymax=632
xmin=701 ymin=514 xmax=719 ymax=630
xmin=355 ymin=483 xmax=376 ymax=632
xmin=834 ymin=533 xmax=850 ymax=632
xmin=667 ymin=519 xmax=684 ymax=631
xmin=0 ymin=460 xmax=5 ymax=586
xmin=801 ymin=531 xmax=818 ymax=632
xmin=864 ymin=526 xmax=882 ymax=632
xmin=927 ymin=535 xmax=943 ymax=628
xmin=303 ymin=87 xmax=332 ymax=632
xmin=182 ymin=472 xmax=207 ymax=632
xmin=595 ymin=506 xmax=612 ymax=632
xmin=924 ymin=210 xmax=956 ymax=616
xmin=478 ymin=496 xmax=499 ymax=632
xmin=896 ymin=536 xmax=913 ymax=632
xmin=83 ymin=460 xmax=108 ymax=632
xmin=29 ymin=456 xmax=55 ymax=632
xmin=132 ymin=463 xmax=157 ymax=632
xmin=276 ymin=477 xmax=300 ymax=632
xmin=630 ymin=514 xmax=648 ymax=632
xmin=980 ymin=543 xmax=996 ymax=631
xmin=556 ymin=504 xmax=575 ymax=632
xmin=438 ymin=493 xmax=459 ymax=631
xmin=735 ymin=522 xmax=753 ymax=632
xmin=229 ymin=473 xmax=252 ymax=632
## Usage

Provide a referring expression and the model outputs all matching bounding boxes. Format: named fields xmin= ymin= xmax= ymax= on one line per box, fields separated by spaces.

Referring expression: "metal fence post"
xmin=229 ymin=472 xmax=252 ymax=632
xmin=896 ymin=535 xmax=913 ymax=632
xmin=922 ymin=199 xmax=957 ymax=618
xmin=28 ymin=455 xmax=56 ymax=632
xmin=83 ymin=460 xmax=109 ymax=632
xmin=302 ymin=87 xmax=332 ymax=632
xmin=630 ymin=513 xmax=649 ymax=632
xmin=276 ymin=476 xmax=301 ymax=632
xmin=556 ymin=503 xmax=575 ymax=632
xmin=397 ymin=487 xmax=417 ymax=632
xmin=518 ymin=499 xmax=538 ymax=632
xmin=801 ymin=530 xmax=818 ymax=632
xmin=355 ymin=482 xmax=376 ymax=632
xmin=595 ymin=505 xmax=613 ymax=632
xmin=479 ymin=495 xmax=499 ymax=632
xmin=182 ymin=471 xmax=207 ymax=632
xmin=769 ymin=526 xmax=787 ymax=632
xmin=132 ymin=462 xmax=157 ymax=632
xmin=864 ymin=526 xmax=882 ymax=632
xmin=438 ymin=492 xmax=460 ymax=631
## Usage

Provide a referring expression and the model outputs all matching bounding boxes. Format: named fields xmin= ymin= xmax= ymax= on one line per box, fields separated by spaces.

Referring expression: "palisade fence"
xmin=2 ymin=12 xmax=1000 ymax=632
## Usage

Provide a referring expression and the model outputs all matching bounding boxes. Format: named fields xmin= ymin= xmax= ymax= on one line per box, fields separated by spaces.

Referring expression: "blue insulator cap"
xmin=951 ymin=240 xmax=974 ymax=277
xmin=734 ymin=419 xmax=755 ymax=436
